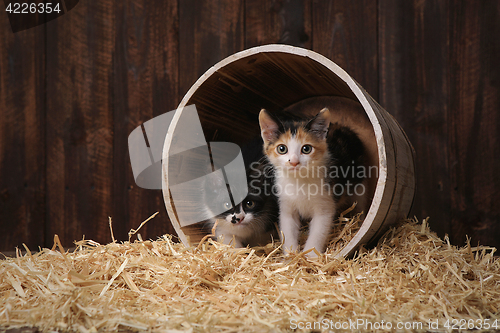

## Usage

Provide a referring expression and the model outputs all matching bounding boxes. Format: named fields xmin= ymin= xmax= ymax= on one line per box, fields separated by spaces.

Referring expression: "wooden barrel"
xmin=162 ymin=44 xmax=415 ymax=257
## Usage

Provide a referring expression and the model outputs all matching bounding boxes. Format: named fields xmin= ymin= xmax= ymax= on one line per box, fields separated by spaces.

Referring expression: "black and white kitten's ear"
xmin=306 ymin=108 xmax=331 ymax=140
xmin=259 ymin=109 xmax=281 ymax=143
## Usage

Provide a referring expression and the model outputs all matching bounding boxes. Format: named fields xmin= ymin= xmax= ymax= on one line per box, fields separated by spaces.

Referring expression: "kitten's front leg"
xmin=279 ymin=208 xmax=301 ymax=255
xmin=303 ymin=209 xmax=335 ymax=258
xmin=216 ymin=230 xmax=243 ymax=248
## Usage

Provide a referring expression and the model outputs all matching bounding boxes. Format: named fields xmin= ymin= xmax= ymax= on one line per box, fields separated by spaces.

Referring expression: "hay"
xmin=1 ymin=215 xmax=499 ymax=332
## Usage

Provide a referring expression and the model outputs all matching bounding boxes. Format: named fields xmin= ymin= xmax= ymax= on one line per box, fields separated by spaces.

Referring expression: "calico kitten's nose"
xmin=288 ymin=154 xmax=300 ymax=167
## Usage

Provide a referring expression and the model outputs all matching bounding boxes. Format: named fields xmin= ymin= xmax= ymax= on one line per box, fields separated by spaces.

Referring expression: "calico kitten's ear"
xmin=306 ymin=108 xmax=331 ymax=140
xmin=259 ymin=109 xmax=281 ymax=143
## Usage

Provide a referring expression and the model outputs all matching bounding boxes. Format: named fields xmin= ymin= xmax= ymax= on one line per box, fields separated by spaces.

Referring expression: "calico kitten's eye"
xmin=277 ymin=144 xmax=288 ymax=154
xmin=301 ymin=145 xmax=312 ymax=154
xmin=244 ymin=200 xmax=256 ymax=209
xmin=223 ymin=202 xmax=232 ymax=210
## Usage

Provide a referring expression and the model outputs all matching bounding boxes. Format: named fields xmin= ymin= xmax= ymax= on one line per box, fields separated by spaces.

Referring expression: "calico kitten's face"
xmin=259 ymin=108 xmax=331 ymax=174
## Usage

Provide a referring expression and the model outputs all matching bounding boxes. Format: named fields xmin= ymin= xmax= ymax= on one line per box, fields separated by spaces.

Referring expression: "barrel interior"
xmin=175 ymin=51 xmax=379 ymax=247
xmin=185 ymin=52 xmax=358 ymax=144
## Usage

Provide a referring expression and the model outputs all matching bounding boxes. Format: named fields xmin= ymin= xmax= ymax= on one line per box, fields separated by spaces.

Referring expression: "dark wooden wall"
xmin=1 ymin=0 xmax=499 ymax=251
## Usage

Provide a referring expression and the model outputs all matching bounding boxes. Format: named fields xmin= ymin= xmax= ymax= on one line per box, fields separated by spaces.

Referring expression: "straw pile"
xmin=1 ymin=215 xmax=499 ymax=332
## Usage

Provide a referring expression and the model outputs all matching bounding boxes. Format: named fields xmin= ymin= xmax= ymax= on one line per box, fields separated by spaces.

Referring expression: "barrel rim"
xmin=162 ymin=44 xmax=392 ymax=257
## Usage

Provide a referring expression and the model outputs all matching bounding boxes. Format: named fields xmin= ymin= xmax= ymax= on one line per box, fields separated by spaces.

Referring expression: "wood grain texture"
xmin=112 ymin=0 xmax=179 ymax=242
xmin=448 ymin=1 xmax=500 ymax=247
xmin=312 ymin=0 xmax=378 ymax=98
xmin=245 ymin=0 xmax=311 ymax=49
xmin=378 ymin=0 xmax=452 ymax=239
xmin=179 ymin=0 xmax=245 ymax=97
xmin=0 ymin=14 xmax=45 ymax=250
xmin=45 ymin=2 xmax=115 ymax=248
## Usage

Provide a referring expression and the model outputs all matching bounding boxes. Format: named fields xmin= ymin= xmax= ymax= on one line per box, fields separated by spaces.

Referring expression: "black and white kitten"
xmin=203 ymin=138 xmax=279 ymax=248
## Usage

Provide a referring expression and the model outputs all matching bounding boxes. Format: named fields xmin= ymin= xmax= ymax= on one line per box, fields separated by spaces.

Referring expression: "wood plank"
xmin=112 ymin=0 xmax=179 ymax=242
xmin=179 ymin=0 xmax=245 ymax=97
xmin=45 ymin=2 xmax=115 ymax=248
xmin=448 ymin=2 xmax=500 ymax=248
xmin=245 ymin=0 xmax=311 ymax=49
xmin=378 ymin=0 xmax=452 ymax=239
xmin=312 ymin=0 xmax=378 ymax=98
xmin=0 ymin=13 xmax=45 ymax=251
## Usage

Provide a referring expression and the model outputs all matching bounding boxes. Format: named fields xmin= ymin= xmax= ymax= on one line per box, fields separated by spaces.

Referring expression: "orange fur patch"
xmin=265 ymin=126 xmax=329 ymax=164
xmin=297 ymin=128 xmax=328 ymax=162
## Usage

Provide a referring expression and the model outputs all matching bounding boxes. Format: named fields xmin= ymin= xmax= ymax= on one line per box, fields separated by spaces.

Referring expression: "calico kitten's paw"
xmin=282 ymin=241 xmax=301 ymax=257
xmin=283 ymin=247 xmax=298 ymax=257
xmin=303 ymin=248 xmax=322 ymax=260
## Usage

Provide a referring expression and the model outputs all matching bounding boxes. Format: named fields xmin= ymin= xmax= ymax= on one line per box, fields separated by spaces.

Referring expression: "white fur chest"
xmin=276 ymin=174 xmax=335 ymax=219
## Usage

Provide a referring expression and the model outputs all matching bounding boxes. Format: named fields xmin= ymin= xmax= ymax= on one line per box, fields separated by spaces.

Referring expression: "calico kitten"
xmin=259 ymin=108 xmax=366 ymax=257
xmin=203 ymin=139 xmax=279 ymax=248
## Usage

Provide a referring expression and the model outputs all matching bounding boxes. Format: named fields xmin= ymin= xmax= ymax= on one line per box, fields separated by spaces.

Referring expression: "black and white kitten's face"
xmin=202 ymin=162 xmax=278 ymax=247
xmin=215 ymin=192 xmax=269 ymax=227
